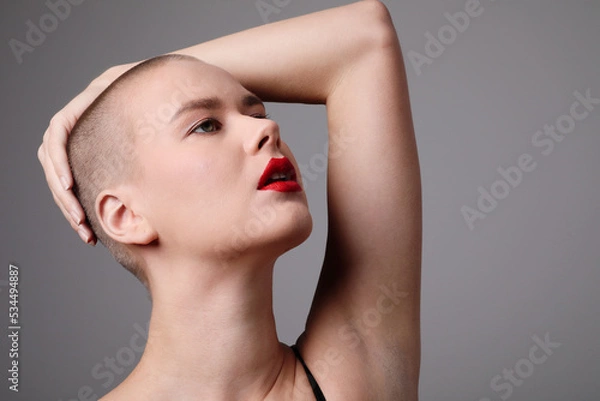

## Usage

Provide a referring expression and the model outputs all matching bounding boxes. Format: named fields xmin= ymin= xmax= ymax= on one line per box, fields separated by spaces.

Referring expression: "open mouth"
xmin=257 ymin=157 xmax=302 ymax=192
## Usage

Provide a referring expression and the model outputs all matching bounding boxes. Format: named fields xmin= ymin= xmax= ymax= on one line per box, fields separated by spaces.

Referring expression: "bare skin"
xmin=38 ymin=1 xmax=422 ymax=400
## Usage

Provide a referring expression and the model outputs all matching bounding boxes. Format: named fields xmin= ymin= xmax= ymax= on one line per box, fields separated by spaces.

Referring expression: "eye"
xmin=190 ymin=118 xmax=222 ymax=134
xmin=252 ymin=113 xmax=271 ymax=119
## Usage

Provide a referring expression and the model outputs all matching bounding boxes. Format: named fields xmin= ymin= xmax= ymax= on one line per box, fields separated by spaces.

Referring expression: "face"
xmin=121 ymin=59 xmax=312 ymax=264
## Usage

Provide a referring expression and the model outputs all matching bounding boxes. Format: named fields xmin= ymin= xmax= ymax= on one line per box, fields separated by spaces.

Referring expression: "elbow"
xmin=353 ymin=0 xmax=402 ymax=54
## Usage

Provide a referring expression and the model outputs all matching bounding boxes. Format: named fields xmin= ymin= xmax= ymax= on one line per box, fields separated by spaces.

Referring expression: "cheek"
xmin=141 ymin=148 xmax=243 ymax=222
xmin=137 ymin=141 xmax=252 ymax=236
xmin=136 ymin=146 xmax=205 ymax=207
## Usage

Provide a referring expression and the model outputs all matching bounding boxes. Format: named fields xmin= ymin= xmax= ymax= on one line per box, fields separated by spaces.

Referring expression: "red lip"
xmin=257 ymin=157 xmax=302 ymax=192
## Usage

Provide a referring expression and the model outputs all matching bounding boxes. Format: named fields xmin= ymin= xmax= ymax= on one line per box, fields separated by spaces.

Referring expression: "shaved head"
xmin=67 ymin=54 xmax=200 ymax=288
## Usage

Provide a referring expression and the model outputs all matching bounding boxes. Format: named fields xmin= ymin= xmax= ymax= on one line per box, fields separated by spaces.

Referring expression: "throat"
xmin=130 ymin=262 xmax=285 ymax=399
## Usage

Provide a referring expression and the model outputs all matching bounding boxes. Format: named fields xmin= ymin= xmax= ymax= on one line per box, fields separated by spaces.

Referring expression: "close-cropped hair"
xmin=67 ymin=53 xmax=198 ymax=291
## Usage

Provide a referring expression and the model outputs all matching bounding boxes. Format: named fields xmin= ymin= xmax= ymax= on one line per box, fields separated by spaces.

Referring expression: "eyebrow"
xmin=170 ymin=94 xmax=264 ymax=123
xmin=241 ymin=93 xmax=264 ymax=108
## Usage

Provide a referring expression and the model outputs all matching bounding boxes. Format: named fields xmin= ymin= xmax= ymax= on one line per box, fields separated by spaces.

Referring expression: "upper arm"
xmin=297 ymin=2 xmax=422 ymax=399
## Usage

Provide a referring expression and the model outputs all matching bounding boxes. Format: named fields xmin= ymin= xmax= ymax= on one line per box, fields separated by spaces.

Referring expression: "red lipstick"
xmin=257 ymin=157 xmax=302 ymax=192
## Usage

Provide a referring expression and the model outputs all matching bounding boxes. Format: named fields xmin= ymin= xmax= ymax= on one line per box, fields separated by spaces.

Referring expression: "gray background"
xmin=1 ymin=0 xmax=598 ymax=400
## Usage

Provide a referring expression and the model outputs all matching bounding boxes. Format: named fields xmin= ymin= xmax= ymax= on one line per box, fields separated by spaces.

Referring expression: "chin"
xmin=210 ymin=202 xmax=312 ymax=263
xmin=260 ymin=202 xmax=313 ymax=258
xmin=279 ymin=210 xmax=313 ymax=253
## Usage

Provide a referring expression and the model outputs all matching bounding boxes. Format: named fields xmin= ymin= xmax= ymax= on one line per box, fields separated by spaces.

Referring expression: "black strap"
xmin=291 ymin=345 xmax=327 ymax=401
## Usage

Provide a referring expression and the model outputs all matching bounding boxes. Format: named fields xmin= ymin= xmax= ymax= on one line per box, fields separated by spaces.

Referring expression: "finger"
xmin=48 ymin=173 xmax=96 ymax=246
xmin=44 ymin=147 xmax=83 ymax=227
xmin=37 ymin=142 xmax=45 ymax=164
xmin=45 ymin=117 xmax=72 ymax=191
xmin=51 ymin=191 xmax=80 ymax=232
xmin=41 ymin=140 xmax=96 ymax=245
xmin=51 ymin=192 xmax=96 ymax=246
xmin=41 ymin=121 xmax=77 ymax=221
xmin=47 ymin=87 xmax=103 ymax=191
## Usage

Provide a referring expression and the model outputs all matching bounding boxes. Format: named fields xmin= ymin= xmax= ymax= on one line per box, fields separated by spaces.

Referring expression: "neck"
xmin=126 ymin=257 xmax=286 ymax=400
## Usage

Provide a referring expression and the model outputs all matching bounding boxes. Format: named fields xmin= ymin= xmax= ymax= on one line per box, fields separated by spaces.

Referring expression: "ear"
xmin=96 ymin=188 xmax=157 ymax=245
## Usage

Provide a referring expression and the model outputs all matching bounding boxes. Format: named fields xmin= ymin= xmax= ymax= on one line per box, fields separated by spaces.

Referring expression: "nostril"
xmin=258 ymin=136 xmax=269 ymax=150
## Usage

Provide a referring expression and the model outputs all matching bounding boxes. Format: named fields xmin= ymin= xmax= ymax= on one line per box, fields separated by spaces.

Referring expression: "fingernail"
xmin=77 ymin=227 xmax=89 ymax=243
xmin=60 ymin=176 xmax=69 ymax=190
xmin=70 ymin=210 xmax=81 ymax=225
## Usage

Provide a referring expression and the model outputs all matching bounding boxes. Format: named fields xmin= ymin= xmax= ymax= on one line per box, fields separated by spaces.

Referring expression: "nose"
xmin=243 ymin=117 xmax=281 ymax=155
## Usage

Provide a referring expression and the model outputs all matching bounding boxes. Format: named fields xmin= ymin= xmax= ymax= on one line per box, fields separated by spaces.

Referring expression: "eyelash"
xmin=189 ymin=113 xmax=271 ymax=135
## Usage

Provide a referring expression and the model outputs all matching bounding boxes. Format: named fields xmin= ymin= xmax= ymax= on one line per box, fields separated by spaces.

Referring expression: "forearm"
xmin=172 ymin=1 xmax=384 ymax=104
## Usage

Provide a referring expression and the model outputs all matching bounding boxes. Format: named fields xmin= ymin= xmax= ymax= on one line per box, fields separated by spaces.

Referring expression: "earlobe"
xmin=96 ymin=190 xmax=157 ymax=245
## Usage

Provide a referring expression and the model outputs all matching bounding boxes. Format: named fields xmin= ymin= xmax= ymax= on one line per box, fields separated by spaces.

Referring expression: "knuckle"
xmin=37 ymin=145 xmax=44 ymax=162
xmin=48 ymin=114 xmax=66 ymax=132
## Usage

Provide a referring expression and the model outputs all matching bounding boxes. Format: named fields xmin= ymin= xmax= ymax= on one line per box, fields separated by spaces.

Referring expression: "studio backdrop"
xmin=0 ymin=0 xmax=598 ymax=400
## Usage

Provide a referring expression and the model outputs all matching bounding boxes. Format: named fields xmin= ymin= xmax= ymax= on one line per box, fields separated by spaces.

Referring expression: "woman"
xmin=38 ymin=1 xmax=423 ymax=400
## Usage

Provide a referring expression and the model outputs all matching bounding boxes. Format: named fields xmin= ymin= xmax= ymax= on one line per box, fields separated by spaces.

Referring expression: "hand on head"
xmin=37 ymin=63 xmax=136 ymax=245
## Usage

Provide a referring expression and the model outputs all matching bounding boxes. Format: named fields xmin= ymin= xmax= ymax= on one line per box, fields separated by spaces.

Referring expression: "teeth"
xmin=270 ymin=173 xmax=288 ymax=181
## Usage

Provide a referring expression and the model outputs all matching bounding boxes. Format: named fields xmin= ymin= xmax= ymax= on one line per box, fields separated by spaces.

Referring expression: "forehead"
xmin=122 ymin=59 xmax=249 ymax=121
